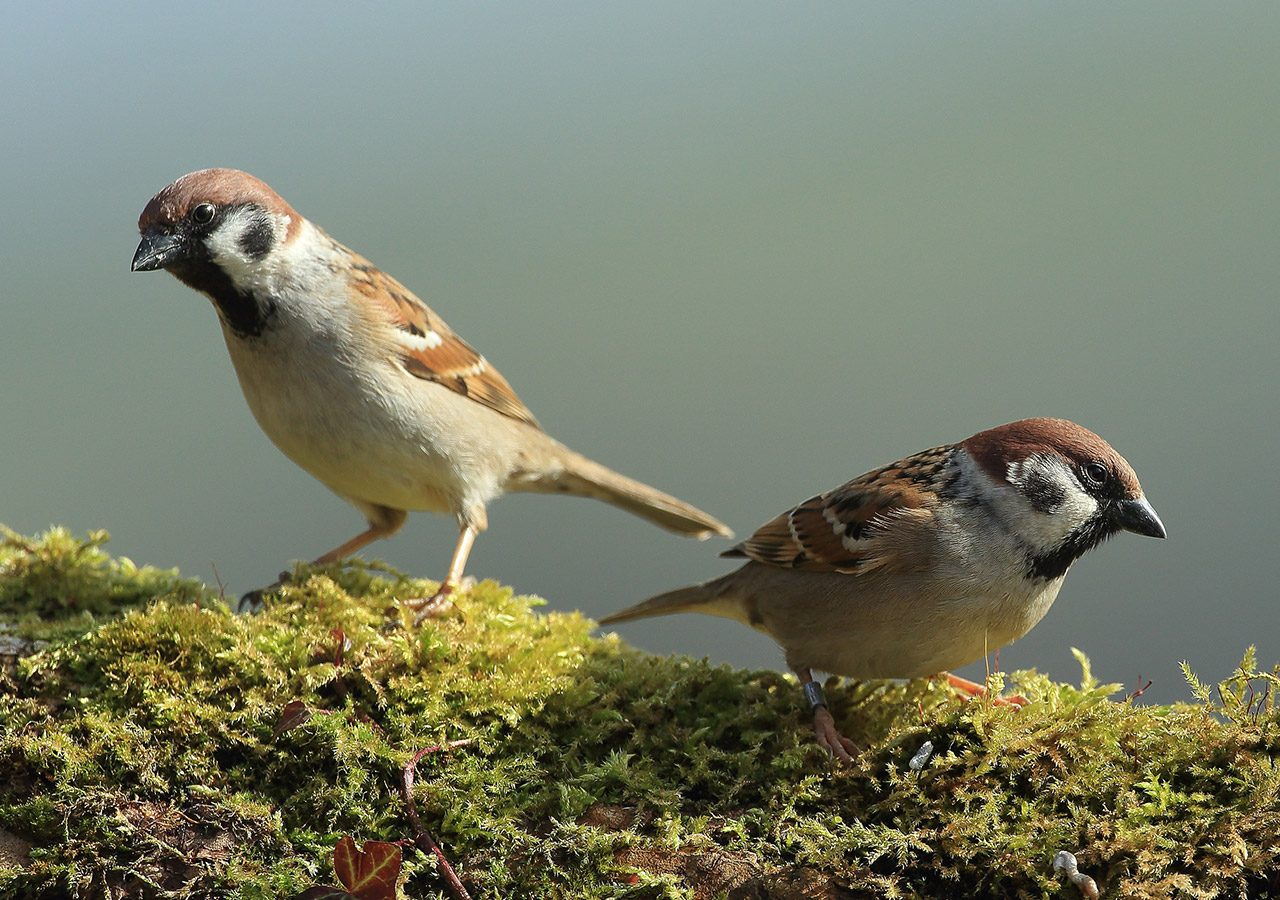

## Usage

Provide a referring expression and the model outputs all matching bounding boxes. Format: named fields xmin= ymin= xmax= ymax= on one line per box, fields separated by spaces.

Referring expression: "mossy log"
xmin=1 ymin=527 xmax=1278 ymax=899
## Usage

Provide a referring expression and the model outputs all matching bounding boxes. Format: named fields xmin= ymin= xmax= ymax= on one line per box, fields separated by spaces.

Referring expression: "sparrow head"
xmin=131 ymin=168 xmax=299 ymax=282
xmin=962 ymin=417 xmax=1165 ymax=578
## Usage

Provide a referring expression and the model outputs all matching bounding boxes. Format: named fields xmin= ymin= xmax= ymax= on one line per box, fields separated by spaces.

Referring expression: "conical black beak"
xmin=1113 ymin=496 xmax=1166 ymax=539
xmin=131 ymin=230 xmax=187 ymax=272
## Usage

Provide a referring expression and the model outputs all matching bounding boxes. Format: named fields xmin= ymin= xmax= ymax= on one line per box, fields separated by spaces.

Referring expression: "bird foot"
xmin=405 ymin=581 xmax=465 ymax=626
xmin=236 ymin=591 xmax=266 ymax=614
xmin=943 ymin=672 xmax=1028 ymax=707
xmin=813 ymin=706 xmax=859 ymax=764
xmin=236 ymin=570 xmax=294 ymax=614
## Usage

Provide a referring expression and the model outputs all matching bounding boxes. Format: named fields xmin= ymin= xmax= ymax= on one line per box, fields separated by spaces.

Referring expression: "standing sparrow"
xmin=131 ymin=168 xmax=731 ymax=612
xmin=600 ymin=418 xmax=1165 ymax=762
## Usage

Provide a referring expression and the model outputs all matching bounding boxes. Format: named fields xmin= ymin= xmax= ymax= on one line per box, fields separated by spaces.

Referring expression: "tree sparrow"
xmin=600 ymin=418 xmax=1165 ymax=762
xmin=131 ymin=169 xmax=731 ymax=613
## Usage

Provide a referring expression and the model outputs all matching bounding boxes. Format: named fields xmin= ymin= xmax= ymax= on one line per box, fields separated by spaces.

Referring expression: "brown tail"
xmin=598 ymin=582 xmax=718 ymax=625
xmin=525 ymin=448 xmax=733 ymax=540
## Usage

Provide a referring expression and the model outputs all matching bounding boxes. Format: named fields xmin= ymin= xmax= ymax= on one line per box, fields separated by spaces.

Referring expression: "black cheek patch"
xmin=237 ymin=213 xmax=276 ymax=260
xmin=1021 ymin=468 xmax=1067 ymax=513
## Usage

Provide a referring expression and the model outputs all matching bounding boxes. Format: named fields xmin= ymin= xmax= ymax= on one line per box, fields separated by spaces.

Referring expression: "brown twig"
xmin=1253 ymin=683 xmax=1271 ymax=723
xmin=400 ymin=739 xmax=476 ymax=900
xmin=209 ymin=562 xmax=226 ymax=607
xmin=1126 ymin=677 xmax=1153 ymax=702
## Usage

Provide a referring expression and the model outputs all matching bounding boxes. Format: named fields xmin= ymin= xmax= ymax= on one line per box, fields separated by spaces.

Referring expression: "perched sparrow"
xmin=601 ymin=418 xmax=1165 ymax=762
xmin=131 ymin=168 xmax=731 ymax=612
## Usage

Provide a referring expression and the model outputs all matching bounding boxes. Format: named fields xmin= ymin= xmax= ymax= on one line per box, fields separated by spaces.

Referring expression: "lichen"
xmin=1 ymin=527 xmax=1277 ymax=898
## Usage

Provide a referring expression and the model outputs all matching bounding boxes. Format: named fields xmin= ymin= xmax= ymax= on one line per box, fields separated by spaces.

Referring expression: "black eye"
xmin=1082 ymin=462 xmax=1108 ymax=486
xmin=191 ymin=203 xmax=216 ymax=225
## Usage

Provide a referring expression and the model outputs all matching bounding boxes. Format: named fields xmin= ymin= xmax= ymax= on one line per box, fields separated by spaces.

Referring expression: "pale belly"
xmin=223 ymin=335 xmax=503 ymax=515
xmin=742 ymin=566 xmax=1067 ymax=679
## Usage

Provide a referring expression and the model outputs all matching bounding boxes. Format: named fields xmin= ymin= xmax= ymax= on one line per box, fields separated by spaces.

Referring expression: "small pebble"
xmin=907 ymin=740 xmax=934 ymax=771
xmin=1053 ymin=850 xmax=1100 ymax=899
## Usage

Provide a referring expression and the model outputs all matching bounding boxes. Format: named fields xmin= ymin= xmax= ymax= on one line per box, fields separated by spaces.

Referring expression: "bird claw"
xmin=943 ymin=672 xmax=1028 ymax=707
xmin=406 ymin=584 xmax=456 ymax=625
xmin=237 ymin=585 xmax=276 ymax=614
xmin=236 ymin=568 xmax=300 ymax=613
xmin=994 ymin=693 xmax=1029 ymax=708
xmin=813 ymin=706 xmax=858 ymax=765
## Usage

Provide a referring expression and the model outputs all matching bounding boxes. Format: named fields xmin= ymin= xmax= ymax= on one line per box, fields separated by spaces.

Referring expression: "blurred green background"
xmin=2 ymin=3 xmax=1276 ymax=703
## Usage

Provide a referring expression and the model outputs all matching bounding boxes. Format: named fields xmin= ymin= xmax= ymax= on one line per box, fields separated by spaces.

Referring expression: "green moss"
xmin=1 ymin=526 xmax=210 ymax=642
xmin=1 ymin=527 xmax=1278 ymax=898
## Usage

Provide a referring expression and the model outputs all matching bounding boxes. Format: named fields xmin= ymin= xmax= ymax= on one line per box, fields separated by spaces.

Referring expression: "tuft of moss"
xmin=0 ymin=527 xmax=1278 ymax=898
xmin=1 ymin=526 xmax=210 ymax=643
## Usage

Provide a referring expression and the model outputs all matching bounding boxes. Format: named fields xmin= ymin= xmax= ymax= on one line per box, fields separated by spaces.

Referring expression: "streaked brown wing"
xmin=722 ymin=444 xmax=954 ymax=574
xmin=349 ymin=255 xmax=541 ymax=428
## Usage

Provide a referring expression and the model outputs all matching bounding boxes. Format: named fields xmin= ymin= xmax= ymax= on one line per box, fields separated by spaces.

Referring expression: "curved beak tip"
xmin=1117 ymin=496 xmax=1167 ymax=540
xmin=131 ymin=240 xmax=161 ymax=272
xmin=131 ymin=231 xmax=184 ymax=273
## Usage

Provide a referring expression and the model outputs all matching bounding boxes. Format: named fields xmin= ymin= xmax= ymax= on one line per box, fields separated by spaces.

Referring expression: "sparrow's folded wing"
xmin=722 ymin=445 xmax=955 ymax=574
xmin=348 ymin=255 xmax=541 ymax=428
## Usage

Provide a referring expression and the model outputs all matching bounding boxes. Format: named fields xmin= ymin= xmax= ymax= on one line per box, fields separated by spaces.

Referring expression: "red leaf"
xmin=333 ymin=835 xmax=402 ymax=900
xmin=273 ymin=700 xmax=313 ymax=739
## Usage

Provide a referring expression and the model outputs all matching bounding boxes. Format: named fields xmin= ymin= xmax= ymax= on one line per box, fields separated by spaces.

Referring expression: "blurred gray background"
xmin=2 ymin=3 xmax=1276 ymax=703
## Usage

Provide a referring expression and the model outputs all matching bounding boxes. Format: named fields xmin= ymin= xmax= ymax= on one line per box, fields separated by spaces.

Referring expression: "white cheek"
xmin=205 ymin=209 xmax=290 ymax=289
xmin=204 ymin=209 xmax=256 ymax=269
xmin=1022 ymin=488 xmax=1097 ymax=547
xmin=1054 ymin=484 xmax=1099 ymax=528
xmin=1005 ymin=455 xmax=1098 ymax=545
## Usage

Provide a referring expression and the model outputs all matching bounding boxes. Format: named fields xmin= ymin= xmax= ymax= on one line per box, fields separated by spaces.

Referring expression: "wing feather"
xmin=722 ymin=444 xmax=956 ymax=574
xmin=348 ymin=255 xmax=541 ymax=428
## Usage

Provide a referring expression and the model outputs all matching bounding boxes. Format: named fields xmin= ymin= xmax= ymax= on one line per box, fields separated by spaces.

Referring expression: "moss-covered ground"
xmin=1 ymin=527 xmax=1278 ymax=899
